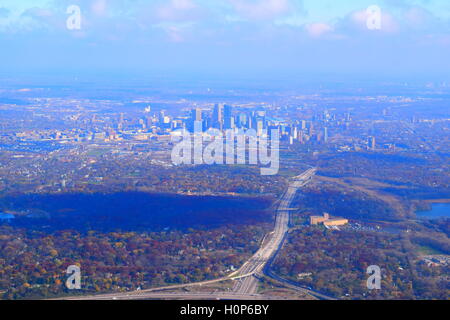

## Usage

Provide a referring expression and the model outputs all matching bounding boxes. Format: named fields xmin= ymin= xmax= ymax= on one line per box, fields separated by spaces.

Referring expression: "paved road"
xmin=64 ymin=292 xmax=273 ymax=301
xmin=231 ymin=168 xmax=316 ymax=295
xmin=60 ymin=168 xmax=324 ymax=301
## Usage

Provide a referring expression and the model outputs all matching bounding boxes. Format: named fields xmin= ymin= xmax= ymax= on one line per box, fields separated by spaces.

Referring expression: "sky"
xmin=1 ymin=0 xmax=450 ymax=81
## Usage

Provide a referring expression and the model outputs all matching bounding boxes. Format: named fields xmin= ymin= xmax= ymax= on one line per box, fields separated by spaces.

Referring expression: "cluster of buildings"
xmin=6 ymin=101 xmax=382 ymax=153
xmin=182 ymin=104 xmax=338 ymax=147
xmin=187 ymin=104 xmax=269 ymax=133
xmin=310 ymin=213 xmax=349 ymax=227
xmin=90 ymin=103 xmax=339 ymax=146
xmin=421 ymin=255 xmax=450 ymax=267
xmin=183 ymin=105 xmax=380 ymax=151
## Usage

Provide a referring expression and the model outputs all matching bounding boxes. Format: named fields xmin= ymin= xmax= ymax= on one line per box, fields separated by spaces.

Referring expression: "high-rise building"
xmin=159 ymin=111 xmax=166 ymax=125
xmin=139 ymin=118 xmax=146 ymax=130
xmin=300 ymin=120 xmax=307 ymax=130
xmin=309 ymin=122 xmax=314 ymax=137
xmin=171 ymin=120 xmax=181 ymax=130
xmin=223 ymin=105 xmax=234 ymax=129
xmin=256 ymin=119 xmax=264 ymax=136
xmin=145 ymin=116 xmax=152 ymax=129
xmin=292 ymin=127 xmax=298 ymax=139
xmin=189 ymin=108 xmax=203 ymax=132
xmin=248 ymin=115 xmax=253 ymax=130
xmin=212 ymin=104 xmax=224 ymax=130
xmin=117 ymin=113 xmax=125 ymax=131
xmin=345 ymin=112 xmax=351 ymax=122
xmin=298 ymin=131 xmax=304 ymax=144
xmin=237 ymin=113 xmax=247 ymax=128
xmin=368 ymin=136 xmax=376 ymax=150
xmin=323 ymin=127 xmax=328 ymax=143
xmin=191 ymin=108 xmax=202 ymax=122
xmin=229 ymin=117 xmax=235 ymax=130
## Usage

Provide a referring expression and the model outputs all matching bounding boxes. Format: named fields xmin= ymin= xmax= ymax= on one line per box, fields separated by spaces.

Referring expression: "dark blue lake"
xmin=0 ymin=212 xmax=15 ymax=221
xmin=417 ymin=203 xmax=450 ymax=219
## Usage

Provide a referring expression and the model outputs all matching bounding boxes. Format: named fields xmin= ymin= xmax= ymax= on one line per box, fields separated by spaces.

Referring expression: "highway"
xmin=231 ymin=168 xmax=317 ymax=295
xmin=64 ymin=292 xmax=270 ymax=301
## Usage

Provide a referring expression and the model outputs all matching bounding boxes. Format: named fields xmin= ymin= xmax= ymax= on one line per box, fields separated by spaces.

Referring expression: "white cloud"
xmin=228 ymin=0 xmax=291 ymax=21
xmin=305 ymin=22 xmax=333 ymax=37
xmin=403 ymin=6 xmax=435 ymax=29
xmin=348 ymin=8 xmax=399 ymax=33
xmin=156 ymin=0 xmax=200 ymax=21
xmin=172 ymin=0 xmax=197 ymax=11
xmin=91 ymin=0 xmax=108 ymax=16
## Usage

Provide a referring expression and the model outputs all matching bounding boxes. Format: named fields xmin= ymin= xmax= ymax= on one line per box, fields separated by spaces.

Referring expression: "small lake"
xmin=417 ymin=203 xmax=450 ymax=219
xmin=0 ymin=212 xmax=15 ymax=221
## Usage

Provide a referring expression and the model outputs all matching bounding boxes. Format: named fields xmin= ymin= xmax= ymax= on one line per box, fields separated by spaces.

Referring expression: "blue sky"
xmin=1 ymin=0 xmax=450 ymax=80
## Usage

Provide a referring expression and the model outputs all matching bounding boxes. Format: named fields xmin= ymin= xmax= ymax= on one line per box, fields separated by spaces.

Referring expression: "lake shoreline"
xmin=416 ymin=202 xmax=450 ymax=220
xmin=425 ymin=198 xmax=450 ymax=204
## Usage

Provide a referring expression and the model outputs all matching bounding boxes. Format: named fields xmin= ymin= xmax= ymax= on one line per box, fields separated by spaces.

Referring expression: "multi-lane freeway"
xmin=65 ymin=292 xmax=269 ymax=301
xmin=231 ymin=168 xmax=317 ymax=295
xmin=61 ymin=168 xmax=327 ymax=300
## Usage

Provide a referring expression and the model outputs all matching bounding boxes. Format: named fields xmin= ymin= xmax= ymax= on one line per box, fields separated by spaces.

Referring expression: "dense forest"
xmin=0 ymin=223 xmax=270 ymax=299
xmin=272 ymin=226 xmax=449 ymax=299
xmin=297 ymin=186 xmax=400 ymax=220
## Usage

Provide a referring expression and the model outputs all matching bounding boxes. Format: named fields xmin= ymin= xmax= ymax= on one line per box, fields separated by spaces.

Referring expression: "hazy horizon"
xmin=1 ymin=0 xmax=450 ymax=80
